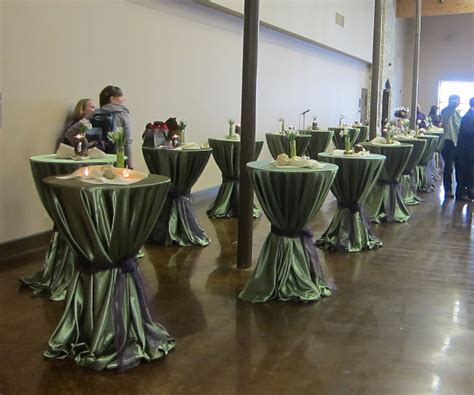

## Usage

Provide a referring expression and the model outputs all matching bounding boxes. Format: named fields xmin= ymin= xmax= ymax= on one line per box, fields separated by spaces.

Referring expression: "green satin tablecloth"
xmin=316 ymin=152 xmax=385 ymax=252
xmin=207 ymin=138 xmax=263 ymax=219
xmin=329 ymin=127 xmax=360 ymax=150
xmin=20 ymin=154 xmax=116 ymax=301
xmin=42 ymin=174 xmax=175 ymax=371
xmin=353 ymin=126 xmax=369 ymax=144
xmin=143 ymin=147 xmax=212 ymax=246
xmin=298 ymin=130 xmax=333 ymax=159
xmin=424 ymin=130 xmax=444 ymax=176
xmin=239 ymin=161 xmax=338 ymax=303
xmin=394 ymin=138 xmax=427 ymax=206
xmin=416 ymin=135 xmax=439 ymax=192
xmin=362 ymin=143 xmax=413 ymax=223
xmin=265 ymin=133 xmax=311 ymax=159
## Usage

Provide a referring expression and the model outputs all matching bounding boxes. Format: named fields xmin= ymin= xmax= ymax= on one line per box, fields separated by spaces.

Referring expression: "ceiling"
xmin=397 ymin=0 xmax=474 ymax=18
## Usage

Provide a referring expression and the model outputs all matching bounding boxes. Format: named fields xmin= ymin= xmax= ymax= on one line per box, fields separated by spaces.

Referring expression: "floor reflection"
xmin=152 ymin=247 xmax=207 ymax=339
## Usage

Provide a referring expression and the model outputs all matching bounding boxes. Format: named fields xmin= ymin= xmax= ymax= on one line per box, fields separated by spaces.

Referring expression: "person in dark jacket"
xmin=428 ymin=105 xmax=442 ymax=127
xmin=92 ymin=85 xmax=133 ymax=167
xmin=416 ymin=104 xmax=427 ymax=129
xmin=456 ymin=97 xmax=474 ymax=201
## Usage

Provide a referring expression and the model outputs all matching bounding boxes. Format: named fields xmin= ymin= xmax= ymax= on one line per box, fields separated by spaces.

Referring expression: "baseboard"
xmin=0 ymin=186 xmax=219 ymax=262
xmin=0 ymin=230 xmax=52 ymax=263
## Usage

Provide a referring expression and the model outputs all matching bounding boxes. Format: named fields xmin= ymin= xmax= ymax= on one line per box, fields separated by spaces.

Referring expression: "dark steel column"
xmin=237 ymin=0 xmax=259 ymax=269
xmin=369 ymin=0 xmax=383 ymax=139
xmin=410 ymin=0 xmax=422 ymax=129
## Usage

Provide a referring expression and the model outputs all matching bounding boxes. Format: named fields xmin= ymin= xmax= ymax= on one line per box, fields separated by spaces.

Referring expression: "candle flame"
xmin=84 ymin=167 xmax=89 ymax=176
xmin=123 ymin=169 xmax=130 ymax=178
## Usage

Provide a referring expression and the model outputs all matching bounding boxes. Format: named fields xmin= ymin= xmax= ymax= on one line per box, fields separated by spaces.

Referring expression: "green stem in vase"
xmin=344 ymin=134 xmax=351 ymax=153
xmin=289 ymin=139 xmax=297 ymax=158
xmin=116 ymin=146 xmax=125 ymax=168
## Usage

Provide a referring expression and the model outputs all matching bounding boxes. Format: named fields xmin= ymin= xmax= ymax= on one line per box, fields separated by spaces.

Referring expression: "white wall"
xmin=207 ymin=0 xmax=375 ymax=62
xmin=419 ymin=13 xmax=474 ymax=113
xmin=391 ymin=17 xmax=413 ymax=109
xmin=0 ymin=0 xmax=369 ymax=243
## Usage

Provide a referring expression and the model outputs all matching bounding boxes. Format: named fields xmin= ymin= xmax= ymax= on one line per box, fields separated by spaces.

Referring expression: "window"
xmin=438 ymin=80 xmax=474 ymax=116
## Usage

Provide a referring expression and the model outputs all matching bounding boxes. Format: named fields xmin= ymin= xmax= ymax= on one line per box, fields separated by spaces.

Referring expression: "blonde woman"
xmin=63 ymin=98 xmax=96 ymax=145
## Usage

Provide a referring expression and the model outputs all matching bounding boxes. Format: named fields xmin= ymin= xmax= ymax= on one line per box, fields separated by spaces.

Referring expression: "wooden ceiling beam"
xmin=397 ymin=0 xmax=474 ymax=18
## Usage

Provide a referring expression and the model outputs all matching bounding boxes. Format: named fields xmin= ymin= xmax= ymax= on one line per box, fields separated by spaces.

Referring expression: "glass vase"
xmin=289 ymin=140 xmax=297 ymax=158
xmin=344 ymin=135 xmax=352 ymax=154
xmin=116 ymin=146 xmax=125 ymax=168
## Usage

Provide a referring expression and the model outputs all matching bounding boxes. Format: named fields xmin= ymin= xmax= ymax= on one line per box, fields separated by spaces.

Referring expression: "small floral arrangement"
xmin=226 ymin=119 xmax=239 ymax=140
xmin=311 ymin=115 xmax=319 ymax=130
xmin=285 ymin=126 xmax=298 ymax=141
xmin=425 ymin=116 xmax=433 ymax=128
xmin=79 ymin=119 xmax=92 ymax=133
xmin=339 ymin=114 xmax=345 ymax=126
xmin=178 ymin=120 xmax=187 ymax=131
xmin=382 ymin=122 xmax=396 ymax=143
xmin=108 ymin=127 xmax=125 ymax=148
xmin=394 ymin=107 xmax=410 ymax=119
xmin=278 ymin=117 xmax=286 ymax=134
xmin=285 ymin=126 xmax=298 ymax=158
xmin=340 ymin=127 xmax=353 ymax=153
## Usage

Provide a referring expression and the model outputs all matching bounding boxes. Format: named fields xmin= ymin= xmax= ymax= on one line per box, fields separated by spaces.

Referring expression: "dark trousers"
xmin=441 ymin=140 xmax=461 ymax=195
xmin=457 ymin=155 xmax=474 ymax=198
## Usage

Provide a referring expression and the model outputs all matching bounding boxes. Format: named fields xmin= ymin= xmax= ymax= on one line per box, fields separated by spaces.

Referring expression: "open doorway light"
xmin=438 ymin=80 xmax=474 ymax=116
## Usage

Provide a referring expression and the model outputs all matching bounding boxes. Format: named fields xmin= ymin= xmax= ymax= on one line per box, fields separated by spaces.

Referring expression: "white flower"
xmin=80 ymin=119 xmax=92 ymax=130
xmin=339 ymin=128 xmax=350 ymax=137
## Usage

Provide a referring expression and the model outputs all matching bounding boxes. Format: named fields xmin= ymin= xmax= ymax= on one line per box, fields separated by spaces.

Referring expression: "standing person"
xmin=456 ymin=97 xmax=474 ymax=201
xmin=441 ymin=94 xmax=461 ymax=198
xmin=428 ymin=105 xmax=442 ymax=127
xmin=63 ymin=98 xmax=96 ymax=145
xmin=91 ymin=85 xmax=133 ymax=167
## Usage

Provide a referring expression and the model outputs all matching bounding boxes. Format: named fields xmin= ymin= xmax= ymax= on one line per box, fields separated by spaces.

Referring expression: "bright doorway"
xmin=438 ymin=80 xmax=474 ymax=116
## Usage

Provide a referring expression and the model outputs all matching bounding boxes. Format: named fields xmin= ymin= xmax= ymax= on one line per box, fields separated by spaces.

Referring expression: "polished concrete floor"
xmin=1 ymin=184 xmax=473 ymax=395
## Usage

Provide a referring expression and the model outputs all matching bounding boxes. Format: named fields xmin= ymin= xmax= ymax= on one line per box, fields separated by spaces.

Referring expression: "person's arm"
xmin=115 ymin=112 xmax=133 ymax=168
xmin=64 ymin=119 xmax=86 ymax=145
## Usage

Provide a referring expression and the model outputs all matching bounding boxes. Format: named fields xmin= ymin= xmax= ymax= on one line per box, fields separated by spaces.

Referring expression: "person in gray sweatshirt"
xmin=441 ymin=94 xmax=461 ymax=198
xmin=93 ymin=85 xmax=133 ymax=168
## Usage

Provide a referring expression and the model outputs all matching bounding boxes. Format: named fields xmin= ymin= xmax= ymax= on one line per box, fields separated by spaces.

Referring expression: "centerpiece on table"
xmin=73 ymin=119 xmax=92 ymax=156
xmin=285 ymin=126 xmax=298 ymax=158
xmin=311 ymin=115 xmax=319 ymax=130
xmin=165 ymin=117 xmax=187 ymax=146
xmin=382 ymin=122 xmax=395 ymax=144
xmin=226 ymin=119 xmax=240 ymax=140
xmin=340 ymin=127 xmax=354 ymax=154
xmin=278 ymin=117 xmax=286 ymax=134
xmin=107 ymin=127 xmax=126 ymax=168
xmin=339 ymin=114 xmax=345 ymax=126
xmin=143 ymin=121 xmax=169 ymax=147
xmin=394 ymin=107 xmax=410 ymax=119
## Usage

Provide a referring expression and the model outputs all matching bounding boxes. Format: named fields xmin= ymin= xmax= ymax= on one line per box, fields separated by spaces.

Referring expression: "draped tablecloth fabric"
xmin=207 ymin=138 xmax=263 ymax=218
xmin=353 ymin=126 xmax=369 ymax=145
xmin=143 ymin=147 xmax=211 ymax=246
xmin=329 ymin=127 xmax=360 ymax=150
xmin=265 ymin=133 xmax=311 ymax=159
xmin=362 ymin=143 xmax=413 ymax=223
xmin=42 ymin=174 xmax=175 ymax=371
xmin=424 ymin=130 xmax=444 ymax=177
xmin=21 ymin=154 xmax=116 ymax=301
xmin=416 ymin=135 xmax=439 ymax=192
xmin=395 ymin=138 xmax=427 ymax=205
xmin=298 ymin=130 xmax=334 ymax=160
xmin=316 ymin=152 xmax=385 ymax=252
xmin=239 ymin=161 xmax=338 ymax=302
